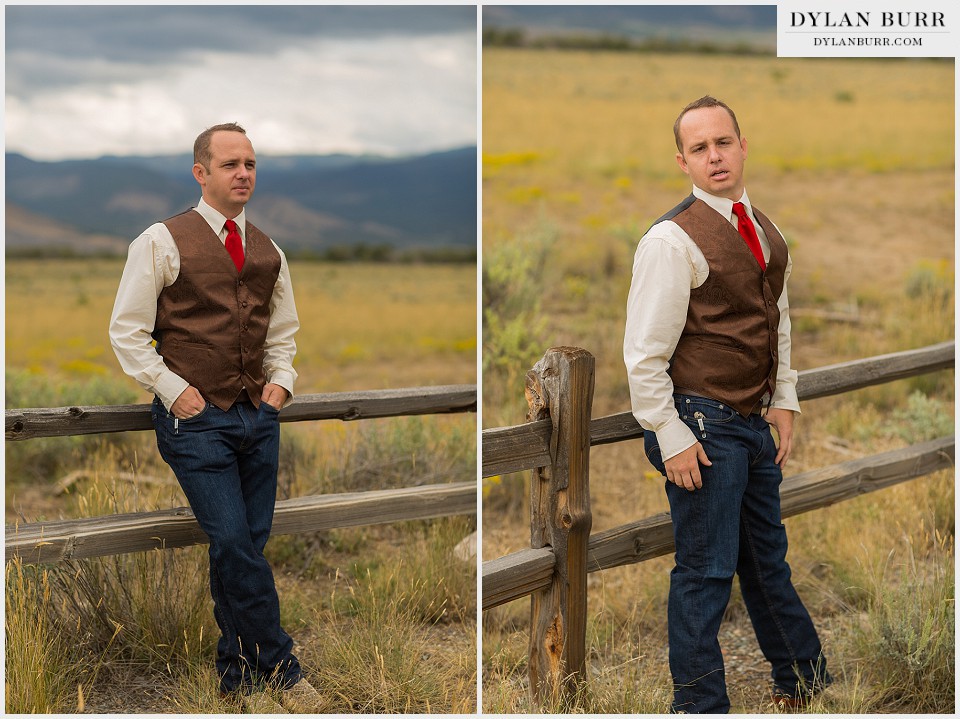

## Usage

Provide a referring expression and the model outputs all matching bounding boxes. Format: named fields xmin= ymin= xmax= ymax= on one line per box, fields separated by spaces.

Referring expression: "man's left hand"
xmin=261 ymin=383 xmax=289 ymax=410
xmin=764 ymin=407 xmax=796 ymax=469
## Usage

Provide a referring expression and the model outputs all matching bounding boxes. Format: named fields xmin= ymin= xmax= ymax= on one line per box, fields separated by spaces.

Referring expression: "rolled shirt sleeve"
xmin=108 ymin=225 xmax=190 ymax=410
xmin=262 ymin=243 xmax=300 ymax=405
xmin=770 ymin=251 xmax=801 ymax=413
xmin=623 ymin=223 xmax=703 ymax=462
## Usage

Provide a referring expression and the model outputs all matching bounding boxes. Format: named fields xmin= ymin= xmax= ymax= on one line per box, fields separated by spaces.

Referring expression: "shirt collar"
xmin=691 ymin=184 xmax=752 ymax=221
xmin=195 ymin=197 xmax=246 ymax=237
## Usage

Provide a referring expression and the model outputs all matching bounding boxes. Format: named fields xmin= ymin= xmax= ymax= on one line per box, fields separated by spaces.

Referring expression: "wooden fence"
xmin=6 ymin=385 xmax=477 ymax=565
xmin=481 ymin=341 xmax=954 ymax=704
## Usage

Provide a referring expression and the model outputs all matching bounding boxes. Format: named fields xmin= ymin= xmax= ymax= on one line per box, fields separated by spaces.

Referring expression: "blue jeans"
xmin=152 ymin=396 xmax=301 ymax=693
xmin=645 ymin=394 xmax=830 ymax=714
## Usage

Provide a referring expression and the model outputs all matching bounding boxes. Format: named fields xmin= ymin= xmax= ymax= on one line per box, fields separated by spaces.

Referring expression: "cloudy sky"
xmin=5 ymin=5 xmax=477 ymax=161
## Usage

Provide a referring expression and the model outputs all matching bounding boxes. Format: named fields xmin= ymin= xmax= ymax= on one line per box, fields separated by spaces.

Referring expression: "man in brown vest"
xmin=623 ymin=97 xmax=830 ymax=713
xmin=109 ymin=123 xmax=323 ymax=712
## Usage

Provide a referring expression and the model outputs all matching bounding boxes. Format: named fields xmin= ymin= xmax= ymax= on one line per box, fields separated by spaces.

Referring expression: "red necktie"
xmin=732 ymin=202 xmax=766 ymax=271
xmin=224 ymin=219 xmax=244 ymax=272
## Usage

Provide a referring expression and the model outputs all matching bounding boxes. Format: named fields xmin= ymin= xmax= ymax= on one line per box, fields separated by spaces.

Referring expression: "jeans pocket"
xmin=676 ymin=396 xmax=737 ymax=442
xmin=258 ymin=402 xmax=281 ymax=422
xmin=675 ymin=396 xmax=737 ymax=424
xmin=178 ymin=402 xmax=210 ymax=423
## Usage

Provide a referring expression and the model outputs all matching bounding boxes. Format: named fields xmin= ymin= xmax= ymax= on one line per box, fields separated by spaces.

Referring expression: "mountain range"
xmin=5 ymin=146 xmax=476 ymax=256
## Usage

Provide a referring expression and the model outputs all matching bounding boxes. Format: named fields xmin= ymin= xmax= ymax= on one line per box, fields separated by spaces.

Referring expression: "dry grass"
xmin=5 ymin=429 xmax=477 ymax=714
xmin=482 ymin=49 xmax=954 ymax=713
xmin=4 ymin=258 xmax=476 ymax=392
xmin=482 ymin=51 xmax=952 ymax=217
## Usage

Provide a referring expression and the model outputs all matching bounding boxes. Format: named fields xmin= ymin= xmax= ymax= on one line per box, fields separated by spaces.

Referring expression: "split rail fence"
xmin=6 ymin=385 xmax=477 ymax=565
xmin=481 ymin=341 xmax=954 ymax=704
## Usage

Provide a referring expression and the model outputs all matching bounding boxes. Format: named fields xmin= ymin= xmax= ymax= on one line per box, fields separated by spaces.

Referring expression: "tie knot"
xmin=224 ymin=219 xmax=238 ymax=233
xmin=732 ymin=202 xmax=748 ymax=219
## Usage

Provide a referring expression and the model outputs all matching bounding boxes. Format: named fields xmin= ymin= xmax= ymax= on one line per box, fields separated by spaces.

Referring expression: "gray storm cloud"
xmin=6 ymin=5 xmax=477 ymax=160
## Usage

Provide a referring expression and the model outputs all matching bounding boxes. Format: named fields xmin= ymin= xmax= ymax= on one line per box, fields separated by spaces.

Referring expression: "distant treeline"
xmin=482 ymin=27 xmax=773 ymax=56
xmin=291 ymin=244 xmax=476 ymax=264
xmin=7 ymin=244 xmax=477 ymax=264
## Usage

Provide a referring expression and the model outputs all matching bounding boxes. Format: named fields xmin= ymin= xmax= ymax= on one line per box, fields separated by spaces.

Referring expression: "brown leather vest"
xmin=154 ymin=209 xmax=281 ymax=410
xmin=664 ymin=196 xmax=788 ymax=416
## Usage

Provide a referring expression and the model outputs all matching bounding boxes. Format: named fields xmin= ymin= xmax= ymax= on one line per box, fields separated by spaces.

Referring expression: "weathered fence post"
xmin=524 ymin=346 xmax=594 ymax=706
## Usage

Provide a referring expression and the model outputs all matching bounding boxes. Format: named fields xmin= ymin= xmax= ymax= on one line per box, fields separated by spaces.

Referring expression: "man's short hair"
xmin=194 ymin=122 xmax=247 ymax=170
xmin=673 ymin=96 xmax=741 ymax=153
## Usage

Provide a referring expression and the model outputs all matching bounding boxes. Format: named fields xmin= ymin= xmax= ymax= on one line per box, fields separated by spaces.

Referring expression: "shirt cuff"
xmin=771 ymin=379 xmax=802 ymax=415
xmin=266 ymin=370 xmax=296 ymax=406
xmin=651 ymin=414 xmax=699 ymax=462
xmin=156 ymin=373 xmax=190 ymax=412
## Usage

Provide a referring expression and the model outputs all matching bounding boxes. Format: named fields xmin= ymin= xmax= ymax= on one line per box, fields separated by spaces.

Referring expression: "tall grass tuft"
xmin=5 ymin=559 xmax=90 ymax=713
xmin=7 ymin=454 xmax=214 ymax=711
xmin=49 ymin=546 xmax=215 ymax=670
xmin=853 ymin=532 xmax=954 ymax=713
xmin=309 ymin=521 xmax=478 ymax=713
xmin=5 ymin=428 xmax=215 ymax=710
xmin=342 ymin=517 xmax=477 ymax=624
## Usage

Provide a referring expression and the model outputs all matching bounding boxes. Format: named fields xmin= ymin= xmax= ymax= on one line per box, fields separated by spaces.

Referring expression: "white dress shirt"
xmin=109 ymin=197 xmax=299 ymax=410
xmin=623 ymin=185 xmax=800 ymax=462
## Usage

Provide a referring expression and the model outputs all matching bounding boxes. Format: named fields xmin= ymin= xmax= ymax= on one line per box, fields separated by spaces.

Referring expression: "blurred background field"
xmin=482 ymin=46 xmax=953 ymax=714
xmin=5 ymin=258 xmax=477 ymax=713
xmin=6 ymin=259 xmax=476 ymax=396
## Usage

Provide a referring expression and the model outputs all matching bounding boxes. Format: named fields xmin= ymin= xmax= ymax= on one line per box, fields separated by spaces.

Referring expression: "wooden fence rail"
xmin=8 ymin=480 xmax=475 ymax=565
xmin=6 ymin=385 xmax=477 ymax=441
xmin=481 ymin=342 xmax=954 ymax=703
xmin=6 ymin=384 xmax=478 ymax=565
xmin=481 ymin=341 xmax=953 ymax=477
xmin=483 ymin=436 xmax=954 ymax=609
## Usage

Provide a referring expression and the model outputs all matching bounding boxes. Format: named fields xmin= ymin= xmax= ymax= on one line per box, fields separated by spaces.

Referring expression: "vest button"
xmin=241 ymin=301 xmax=248 ymax=308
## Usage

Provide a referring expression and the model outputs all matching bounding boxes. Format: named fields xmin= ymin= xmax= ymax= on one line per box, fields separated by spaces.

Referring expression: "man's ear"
xmin=192 ymin=163 xmax=206 ymax=186
xmin=675 ymin=151 xmax=690 ymax=176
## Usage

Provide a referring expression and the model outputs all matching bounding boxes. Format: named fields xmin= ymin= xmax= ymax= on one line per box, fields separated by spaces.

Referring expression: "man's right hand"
xmin=663 ymin=442 xmax=712 ymax=491
xmin=171 ymin=386 xmax=206 ymax=419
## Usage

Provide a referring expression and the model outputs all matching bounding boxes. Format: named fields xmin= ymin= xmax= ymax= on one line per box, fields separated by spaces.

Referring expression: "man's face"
xmin=193 ymin=131 xmax=257 ymax=218
xmin=675 ymin=106 xmax=747 ymax=201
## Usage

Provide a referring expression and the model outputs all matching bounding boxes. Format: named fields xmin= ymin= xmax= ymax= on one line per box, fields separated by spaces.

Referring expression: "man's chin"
xmin=705 ymin=178 xmax=741 ymax=200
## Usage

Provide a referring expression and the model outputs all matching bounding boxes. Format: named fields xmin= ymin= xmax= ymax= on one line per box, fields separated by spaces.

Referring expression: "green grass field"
xmin=482 ymin=49 xmax=954 ymax=713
